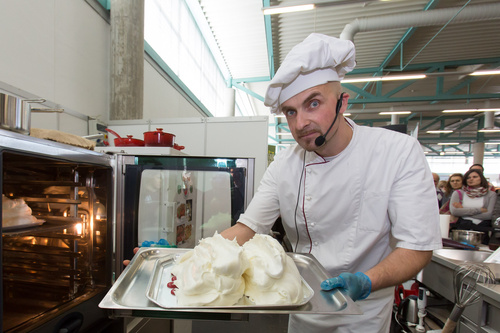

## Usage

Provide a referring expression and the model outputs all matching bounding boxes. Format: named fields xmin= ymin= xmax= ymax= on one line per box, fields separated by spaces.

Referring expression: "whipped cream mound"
xmin=171 ymin=233 xmax=249 ymax=306
xmin=242 ymin=234 xmax=304 ymax=305
xmin=170 ymin=233 xmax=305 ymax=307
xmin=2 ymin=195 xmax=38 ymax=227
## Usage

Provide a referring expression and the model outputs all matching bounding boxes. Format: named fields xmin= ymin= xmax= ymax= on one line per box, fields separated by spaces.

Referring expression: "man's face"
xmin=433 ymin=174 xmax=439 ymax=187
xmin=280 ymin=83 xmax=341 ymax=152
xmin=470 ymin=165 xmax=484 ymax=172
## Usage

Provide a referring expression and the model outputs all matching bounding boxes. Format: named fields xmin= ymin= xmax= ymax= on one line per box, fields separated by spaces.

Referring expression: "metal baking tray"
xmin=2 ymin=219 xmax=45 ymax=231
xmin=146 ymin=255 xmax=314 ymax=309
xmin=99 ymin=247 xmax=362 ymax=316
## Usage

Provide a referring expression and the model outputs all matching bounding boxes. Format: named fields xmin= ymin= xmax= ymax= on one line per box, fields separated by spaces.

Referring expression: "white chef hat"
xmin=264 ymin=33 xmax=356 ymax=114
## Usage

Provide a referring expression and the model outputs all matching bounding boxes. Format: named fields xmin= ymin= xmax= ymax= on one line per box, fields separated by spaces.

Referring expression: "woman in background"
xmin=439 ymin=173 xmax=464 ymax=216
xmin=449 ymin=169 xmax=497 ymax=244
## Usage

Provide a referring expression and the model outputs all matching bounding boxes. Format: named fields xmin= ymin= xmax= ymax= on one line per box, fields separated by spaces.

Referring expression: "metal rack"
xmin=0 ymin=132 xmax=112 ymax=332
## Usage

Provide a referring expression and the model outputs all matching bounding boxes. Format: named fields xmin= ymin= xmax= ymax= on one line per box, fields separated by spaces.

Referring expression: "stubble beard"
xmin=294 ymin=129 xmax=322 ymax=152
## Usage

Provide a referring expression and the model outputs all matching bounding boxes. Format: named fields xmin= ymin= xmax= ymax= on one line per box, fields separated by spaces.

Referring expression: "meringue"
xmin=170 ymin=233 xmax=304 ymax=306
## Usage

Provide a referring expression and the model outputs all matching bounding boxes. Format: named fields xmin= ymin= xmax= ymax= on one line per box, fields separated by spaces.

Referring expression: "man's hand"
xmin=320 ymin=272 xmax=372 ymax=301
xmin=123 ymin=247 xmax=139 ymax=266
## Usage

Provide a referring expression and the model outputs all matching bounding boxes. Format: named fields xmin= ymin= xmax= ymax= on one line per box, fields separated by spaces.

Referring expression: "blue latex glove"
xmin=320 ymin=272 xmax=372 ymax=301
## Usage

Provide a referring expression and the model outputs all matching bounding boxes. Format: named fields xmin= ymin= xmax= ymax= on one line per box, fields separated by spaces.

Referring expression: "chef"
xmin=221 ymin=33 xmax=442 ymax=332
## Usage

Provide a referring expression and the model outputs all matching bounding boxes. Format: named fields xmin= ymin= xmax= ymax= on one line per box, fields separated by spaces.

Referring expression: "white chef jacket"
xmin=238 ymin=118 xmax=442 ymax=332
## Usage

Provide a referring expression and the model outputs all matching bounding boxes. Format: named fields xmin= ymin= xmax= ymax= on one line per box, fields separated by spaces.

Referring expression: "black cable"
xmin=293 ymin=93 xmax=344 ymax=250
xmin=294 ymin=149 xmax=307 ymax=251
xmin=395 ymin=296 xmax=416 ymax=333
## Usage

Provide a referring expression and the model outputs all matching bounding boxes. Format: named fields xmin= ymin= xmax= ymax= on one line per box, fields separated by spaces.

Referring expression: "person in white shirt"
xmin=221 ymin=33 xmax=442 ymax=332
xmin=450 ymin=168 xmax=497 ymax=244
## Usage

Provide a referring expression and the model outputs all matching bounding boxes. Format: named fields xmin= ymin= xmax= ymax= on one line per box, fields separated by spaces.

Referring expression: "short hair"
xmin=469 ymin=163 xmax=484 ymax=172
xmin=463 ymin=169 xmax=489 ymax=188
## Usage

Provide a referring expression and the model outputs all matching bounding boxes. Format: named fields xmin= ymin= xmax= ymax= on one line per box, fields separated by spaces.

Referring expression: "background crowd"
xmin=433 ymin=164 xmax=499 ymax=246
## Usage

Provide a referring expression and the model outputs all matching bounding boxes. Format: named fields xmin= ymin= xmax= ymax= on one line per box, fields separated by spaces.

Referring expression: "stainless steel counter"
xmin=476 ymin=283 xmax=500 ymax=301
xmin=431 ymin=248 xmax=500 ymax=279
xmin=419 ymin=247 xmax=500 ymax=332
xmin=420 ymin=248 xmax=500 ymax=300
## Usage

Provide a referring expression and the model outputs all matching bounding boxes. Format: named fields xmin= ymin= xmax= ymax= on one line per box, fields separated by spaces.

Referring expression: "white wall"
xmin=0 ymin=0 xmax=203 ymax=135
xmin=0 ymin=1 xmax=269 ymax=187
xmin=0 ymin=0 xmax=109 ymax=135
xmin=143 ymin=61 xmax=202 ymax=119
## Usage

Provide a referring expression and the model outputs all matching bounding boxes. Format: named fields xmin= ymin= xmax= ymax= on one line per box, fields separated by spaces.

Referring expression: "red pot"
xmin=144 ymin=128 xmax=175 ymax=147
xmin=106 ymin=128 xmax=145 ymax=147
xmin=116 ymin=135 xmax=145 ymax=147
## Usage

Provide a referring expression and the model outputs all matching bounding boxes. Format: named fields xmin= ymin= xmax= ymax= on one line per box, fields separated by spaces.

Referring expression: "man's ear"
xmin=339 ymin=92 xmax=350 ymax=114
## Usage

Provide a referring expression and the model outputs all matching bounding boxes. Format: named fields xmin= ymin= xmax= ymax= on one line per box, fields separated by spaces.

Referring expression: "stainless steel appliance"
xmin=1 ymin=135 xmax=256 ymax=332
xmin=100 ymin=146 xmax=255 ymax=274
xmin=1 ymin=130 xmax=115 ymax=333
xmin=0 ymin=92 xmax=64 ymax=135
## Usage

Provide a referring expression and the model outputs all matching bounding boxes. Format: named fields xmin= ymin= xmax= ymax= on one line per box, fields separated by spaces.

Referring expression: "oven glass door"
xmin=120 ymin=156 xmax=253 ymax=261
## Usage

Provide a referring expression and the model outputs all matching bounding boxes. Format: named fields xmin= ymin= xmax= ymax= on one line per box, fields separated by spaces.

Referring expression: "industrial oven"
xmin=0 ymin=131 xmax=256 ymax=332
xmin=0 ymin=129 xmax=114 ymax=333
xmin=103 ymin=146 xmax=255 ymax=274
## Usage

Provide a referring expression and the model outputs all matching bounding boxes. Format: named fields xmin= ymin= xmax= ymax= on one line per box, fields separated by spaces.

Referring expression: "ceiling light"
xmin=442 ymin=108 xmax=500 ymax=113
xmin=343 ymin=69 xmax=500 ymax=84
xmin=276 ymin=132 xmax=293 ymax=136
xmin=344 ymin=113 xmax=351 ymax=116
xmin=379 ymin=111 xmax=412 ymax=115
xmin=469 ymin=69 xmax=500 ymax=76
xmin=343 ymin=74 xmax=426 ymax=83
xmin=343 ymin=77 xmax=382 ymax=83
xmin=381 ymin=74 xmax=426 ymax=81
xmin=426 ymin=130 xmax=454 ymax=134
xmin=262 ymin=4 xmax=315 ymax=15
xmin=443 ymin=152 xmax=466 ymax=155
xmin=485 ymin=142 xmax=500 ymax=145
xmin=437 ymin=142 xmax=460 ymax=145
xmin=478 ymin=128 xmax=500 ymax=133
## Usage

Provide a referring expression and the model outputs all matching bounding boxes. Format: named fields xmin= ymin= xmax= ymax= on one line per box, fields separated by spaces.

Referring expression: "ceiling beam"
xmin=349 ymin=57 xmax=500 ymax=75
xmin=347 ymin=93 xmax=500 ymax=104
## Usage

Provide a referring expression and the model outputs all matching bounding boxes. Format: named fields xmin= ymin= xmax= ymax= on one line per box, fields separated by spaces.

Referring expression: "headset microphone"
xmin=315 ymin=93 xmax=344 ymax=147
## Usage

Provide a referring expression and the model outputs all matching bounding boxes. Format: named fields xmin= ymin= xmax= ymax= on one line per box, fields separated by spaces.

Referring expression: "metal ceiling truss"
xmin=272 ymin=114 xmax=500 ymax=152
xmin=346 ymin=59 xmax=500 ymax=105
xmin=262 ymin=0 xmax=500 ymax=158
xmin=272 ymin=55 xmax=500 ymax=152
